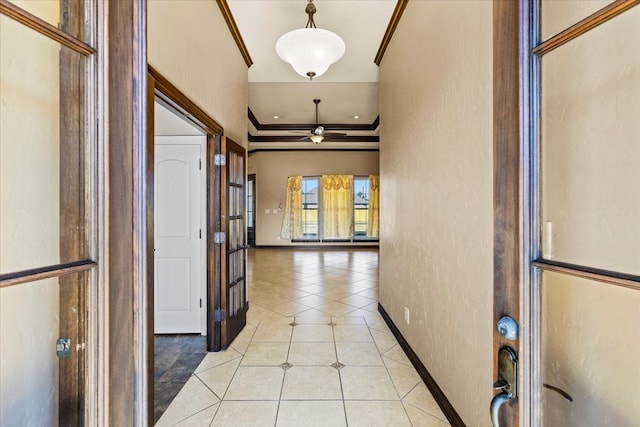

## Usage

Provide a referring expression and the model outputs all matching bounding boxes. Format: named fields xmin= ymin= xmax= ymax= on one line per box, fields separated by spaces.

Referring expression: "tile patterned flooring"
xmin=155 ymin=248 xmax=450 ymax=426
xmin=154 ymin=334 xmax=208 ymax=422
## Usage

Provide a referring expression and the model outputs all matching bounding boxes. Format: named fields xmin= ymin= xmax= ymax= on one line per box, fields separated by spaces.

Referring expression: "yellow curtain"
xmin=280 ymin=176 xmax=303 ymax=239
xmin=367 ymin=175 xmax=379 ymax=237
xmin=322 ymin=175 xmax=353 ymax=238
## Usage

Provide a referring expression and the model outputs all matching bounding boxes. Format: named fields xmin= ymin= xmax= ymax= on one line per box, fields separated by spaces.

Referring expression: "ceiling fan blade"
xmin=323 ymin=132 xmax=348 ymax=137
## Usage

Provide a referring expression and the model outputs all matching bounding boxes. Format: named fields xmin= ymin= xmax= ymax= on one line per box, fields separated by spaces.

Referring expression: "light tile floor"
xmin=156 ymin=248 xmax=450 ymax=426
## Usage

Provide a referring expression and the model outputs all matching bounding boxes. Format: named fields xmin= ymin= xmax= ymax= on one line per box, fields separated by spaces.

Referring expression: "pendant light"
xmin=275 ymin=0 xmax=346 ymax=81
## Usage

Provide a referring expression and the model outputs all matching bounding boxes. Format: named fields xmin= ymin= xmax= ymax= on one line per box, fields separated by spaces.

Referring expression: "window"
xmin=353 ymin=177 xmax=370 ymax=239
xmin=301 ymin=177 xmax=319 ymax=239
xmin=283 ymin=175 xmax=379 ymax=242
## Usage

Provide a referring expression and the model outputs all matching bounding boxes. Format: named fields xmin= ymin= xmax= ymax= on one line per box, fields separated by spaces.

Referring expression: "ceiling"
xmin=226 ymin=0 xmax=397 ymax=149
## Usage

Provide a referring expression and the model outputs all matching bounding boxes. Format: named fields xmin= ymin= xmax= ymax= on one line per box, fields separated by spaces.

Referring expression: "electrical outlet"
xmin=404 ymin=307 xmax=410 ymax=324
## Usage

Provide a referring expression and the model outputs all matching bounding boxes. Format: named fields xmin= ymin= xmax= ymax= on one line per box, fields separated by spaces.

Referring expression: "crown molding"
xmin=248 ymin=134 xmax=379 ymax=143
xmin=374 ymin=0 xmax=410 ymax=66
xmin=249 ymin=148 xmax=379 ymax=153
xmin=216 ymin=0 xmax=253 ymax=67
xmin=249 ymin=108 xmax=380 ymax=131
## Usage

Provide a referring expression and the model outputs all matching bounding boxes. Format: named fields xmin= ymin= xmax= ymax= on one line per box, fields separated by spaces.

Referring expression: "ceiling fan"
xmin=295 ymin=99 xmax=347 ymax=144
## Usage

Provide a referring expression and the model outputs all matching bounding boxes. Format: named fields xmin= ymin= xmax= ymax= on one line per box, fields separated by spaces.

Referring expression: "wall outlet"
xmin=404 ymin=307 xmax=410 ymax=324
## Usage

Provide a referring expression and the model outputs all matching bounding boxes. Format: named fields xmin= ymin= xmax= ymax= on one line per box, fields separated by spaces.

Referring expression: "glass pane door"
xmin=536 ymin=3 xmax=640 ymax=425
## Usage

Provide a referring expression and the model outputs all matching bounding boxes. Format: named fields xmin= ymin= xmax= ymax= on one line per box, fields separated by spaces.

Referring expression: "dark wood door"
xmin=220 ymin=137 xmax=248 ymax=348
xmin=494 ymin=1 xmax=640 ymax=426
xmin=247 ymin=174 xmax=256 ymax=247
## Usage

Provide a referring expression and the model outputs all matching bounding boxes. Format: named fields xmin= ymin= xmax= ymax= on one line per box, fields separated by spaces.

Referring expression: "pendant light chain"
xmin=305 ymin=0 xmax=317 ymax=28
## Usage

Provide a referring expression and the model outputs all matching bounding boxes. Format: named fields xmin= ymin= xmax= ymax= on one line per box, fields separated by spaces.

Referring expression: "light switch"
xmin=264 ymin=209 xmax=270 ymax=214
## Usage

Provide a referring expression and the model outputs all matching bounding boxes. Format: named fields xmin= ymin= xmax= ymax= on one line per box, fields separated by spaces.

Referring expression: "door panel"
xmin=247 ymin=174 xmax=256 ymax=247
xmin=535 ymin=4 xmax=640 ymax=426
xmin=540 ymin=6 xmax=640 ymax=275
xmin=220 ymin=138 xmax=248 ymax=348
xmin=541 ymin=271 xmax=640 ymax=426
xmin=154 ymin=139 xmax=204 ymax=333
xmin=493 ymin=2 xmax=640 ymax=426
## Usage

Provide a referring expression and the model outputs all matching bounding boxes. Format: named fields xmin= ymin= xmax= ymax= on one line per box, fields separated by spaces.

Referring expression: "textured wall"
xmin=248 ymin=150 xmax=379 ymax=246
xmin=0 ymin=2 xmax=60 ymax=425
xmin=148 ymin=0 xmax=248 ymax=147
xmin=378 ymin=1 xmax=493 ymax=425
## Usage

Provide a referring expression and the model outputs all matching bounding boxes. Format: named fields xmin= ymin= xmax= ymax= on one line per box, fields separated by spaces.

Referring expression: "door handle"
xmin=490 ymin=346 xmax=518 ymax=427
xmin=491 ymin=392 xmax=513 ymax=427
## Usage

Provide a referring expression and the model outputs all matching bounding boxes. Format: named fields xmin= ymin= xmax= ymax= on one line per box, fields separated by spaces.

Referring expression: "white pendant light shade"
xmin=276 ymin=28 xmax=346 ymax=80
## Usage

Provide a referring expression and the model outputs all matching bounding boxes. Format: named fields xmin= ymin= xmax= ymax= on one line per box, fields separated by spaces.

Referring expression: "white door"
xmin=154 ymin=136 xmax=205 ymax=333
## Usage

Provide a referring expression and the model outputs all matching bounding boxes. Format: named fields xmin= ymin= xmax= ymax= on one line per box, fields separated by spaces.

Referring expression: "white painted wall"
xmin=248 ymin=150 xmax=379 ymax=246
xmin=378 ymin=1 xmax=493 ymax=424
xmin=0 ymin=2 xmax=61 ymax=425
xmin=148 ymin=0 xmax=249 ymax=147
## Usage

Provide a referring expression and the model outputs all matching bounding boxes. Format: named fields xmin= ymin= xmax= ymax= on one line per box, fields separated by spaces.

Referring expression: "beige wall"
xmin=248 ymin=150 xmax=379 ymax=246
xmin=0 ymin=2 xmax=61 ymax=425
xmin=379 ymin=1 xmax=493 ymax=425
xmin=148 ymin=0 xmax=248 ymax=146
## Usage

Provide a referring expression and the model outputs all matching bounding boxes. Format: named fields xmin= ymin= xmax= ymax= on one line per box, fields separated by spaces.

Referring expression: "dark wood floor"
xmin=154 ymin=334 xmax=207 ymax=423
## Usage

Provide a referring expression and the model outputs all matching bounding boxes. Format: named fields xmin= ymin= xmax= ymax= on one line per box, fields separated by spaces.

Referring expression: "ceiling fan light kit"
xmin=310 ymin=134 xmax=324 ymax=144
xmin=295 ymin=99 xmax=348 ymax=144
xmin=275 ymin=0 xmax=346 ymax=80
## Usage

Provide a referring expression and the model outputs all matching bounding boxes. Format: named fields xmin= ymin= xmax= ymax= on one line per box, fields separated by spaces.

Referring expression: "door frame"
xmin=493 ymin=1 xmax=532 ymax=425
xmin=146 ymin=66 xmax=225 ymax=419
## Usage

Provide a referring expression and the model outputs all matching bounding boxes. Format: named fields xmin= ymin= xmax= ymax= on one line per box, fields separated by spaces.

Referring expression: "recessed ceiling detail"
xmin=226 ymin=0 xmax=397 ymax=150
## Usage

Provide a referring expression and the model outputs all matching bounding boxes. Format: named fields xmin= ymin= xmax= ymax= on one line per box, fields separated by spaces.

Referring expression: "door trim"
xmin=493 ymin=1 xmax=533 ymax=425
xmin=146 ymin=67 xmax=226 ymax=419
xmin=107 ymin=1 xmax=149 ymax=425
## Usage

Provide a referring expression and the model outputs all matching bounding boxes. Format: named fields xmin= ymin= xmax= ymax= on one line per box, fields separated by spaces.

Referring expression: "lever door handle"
xmin=490 ymin=392 xmax=512 ymax=427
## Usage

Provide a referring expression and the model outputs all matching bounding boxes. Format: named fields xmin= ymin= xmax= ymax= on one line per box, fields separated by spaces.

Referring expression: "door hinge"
xmin=214 ymin=309 xmax=226 ymax=322
xmin=200 ymin=298 xmax=202 ymax=308
xmin=214 ymin=154 xmax=226 ymax=166
xmin=56 ymin=338 xmax=71 ymax=358
xmin=199 ymin=229 xmax=202 ymax=239
xmin=199 ymin=158 xmax=202 ymax=170
xmin=214 ymin=231 xmax=226 ymax=244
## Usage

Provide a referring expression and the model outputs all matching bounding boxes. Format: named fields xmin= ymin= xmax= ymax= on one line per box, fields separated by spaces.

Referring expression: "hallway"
xmin=155 ymin=248 xmax=449 ymax=426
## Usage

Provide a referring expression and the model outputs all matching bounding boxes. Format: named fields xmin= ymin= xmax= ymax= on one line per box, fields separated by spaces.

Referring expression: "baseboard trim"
xmin=254 ymin=245 xmax=379 ymax=250
xmin=378 ymin=303 xmax=466 ymax=427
